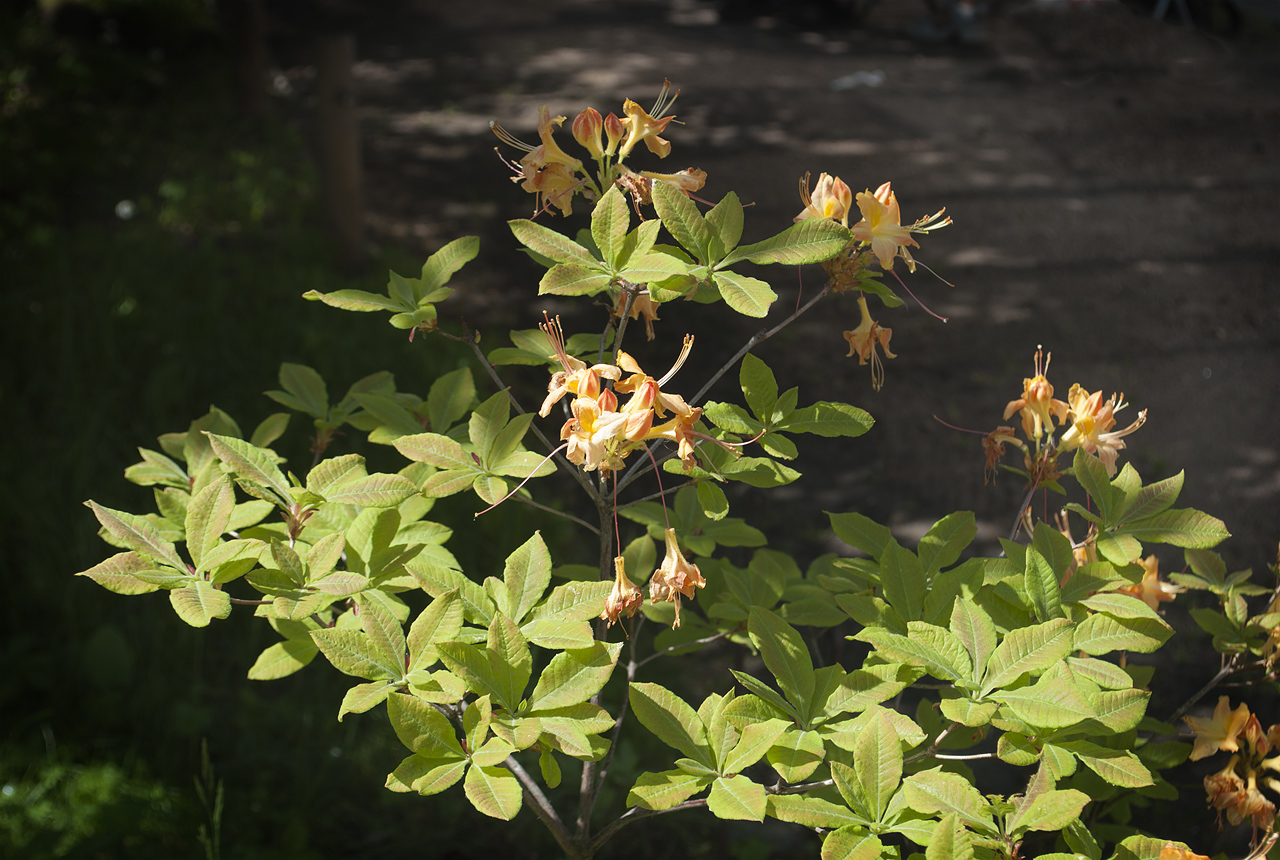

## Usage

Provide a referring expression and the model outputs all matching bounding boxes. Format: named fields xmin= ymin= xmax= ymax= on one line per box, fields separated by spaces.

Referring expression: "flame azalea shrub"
xmin=79 ymin=81 xmax=1280 ymax=860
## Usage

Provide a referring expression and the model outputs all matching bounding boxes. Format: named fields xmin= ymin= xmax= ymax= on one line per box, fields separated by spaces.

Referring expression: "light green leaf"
xmin=185 ymin=476 xmax=235 ymax=571
xmin=248 ymin=638 xmax=318 ymax=680
xmin=312 ymin=628 xmax=401 ymax=680
xmin=821 ymin=827 xmax=883 ymax=860
xmin=527 ymin=642 xmax=622 ymax=712
xmin=767 ymin=729 xmax=826 ymax=782
xmin=724 ymin=218 xmax=852 ymax=266
xmin=629 ymin=682 xmax=711 ymax=765
xmin=981 ymin=618 xmax=1074 ymax=695
xmin=1025 ymin=545 xmax=1064 ymax=622
xmin=387 ymin=692 xmax=466 ymax=757
xmin=539 ymin=263 xmax=613 ymax=297
xmin=86 ymin=501 xmax=186 ymax=572
xmin=324 ymin=473 xmax=419 ymax=507
xmin=919 ymin=512 xmax=977 ymax=576
xmin=500 ymin=531 xmax=553 ymax=625
xmin=652 ymin=178 xmax=713 ymax=261
xmin=386 ymin=754 xmax=467 ymax=795
xmin=881 ymin=539 xmax=926 ymax=622
xmin=828 ymin=511 xmax=891 ymax=559
xmin=1120 ymin=508 xmax=1230 ymax=548
xmin=77 ymin=551 xmax=161 ymax=595
xmin=995 ymin=677 xmax=1095 ymax=729
xmin=713 ymin=270 xmax=777 ymax=318
xmin=169 ymin=581 xmax=232 ymax=628
xmin=950 ymin=598 xmax=997 ymax=684
xmin=706 ymin=191 xmax=744 ymax=252
xmin=748 ymin=607 xmax=815 ymax=720
xmin=205 ymin=433 xmax=292 ymax=502
xmin=1074 ymin=613 xmax=1171 ymax=655
xmin=779 ymin=401 xmax=874 ymax=438
xmin=1009 ymin=788 xmax=1089 ymax=836
xmin=420 ymin=235 xmax=480 ymax=294
xmin=927 ymin=814 xmax=975 ymax=860
xmin=854 ymin=708 xmax=902 ymax=822
xmin=767 ymin=794 xmax=861 ymax=829
xmin=902 ymin=769 xmax=996 ymax=833
xmin=303 ymin=287 xmax=410 ymax=313
xmin=508 ymin=218 xmax=597 ymax=266
xmin=463 ymin=764 xmax=522 ymax=820
xmin=591 ymin=186 xmax=629 ymax=267
xmin=708 ymin=775 xmax=766 ymax=821
xmin=627 ymin=770 xmax=712 ymax=810
xmin=338 ymin=681 xmax=398 ymax=721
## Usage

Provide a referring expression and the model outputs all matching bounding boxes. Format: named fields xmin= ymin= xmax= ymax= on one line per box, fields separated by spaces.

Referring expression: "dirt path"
xmin=317 ymin=0 xmax=1279 ymax=569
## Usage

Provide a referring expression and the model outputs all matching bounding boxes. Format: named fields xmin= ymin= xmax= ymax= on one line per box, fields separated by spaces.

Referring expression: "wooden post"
xmin=315 ymin=32 xmax=364 ymax=271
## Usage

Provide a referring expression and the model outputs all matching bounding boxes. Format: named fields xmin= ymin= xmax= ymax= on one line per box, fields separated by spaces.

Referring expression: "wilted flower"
xmin=650 ymin=528 xmax=706 ymax=628
xmin=601 ymin=556 xmax=643 ymax=627
xmin=843 ymin=295 xmax=896 ymax=391
xmin=616 ymin=290 xmax=661 ymax=341
xmin=982 ymin=426 xmax=1020 ymax=485
xmin=538 ymin=315 xmax=621 ymax=417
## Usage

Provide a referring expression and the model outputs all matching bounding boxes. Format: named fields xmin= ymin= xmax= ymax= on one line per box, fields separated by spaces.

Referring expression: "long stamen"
xmin=657 ymin=334 xmax=695 ymax=387
xmin=650 ymin=79 xmax=679 ymax=117
xmin=540 ymin=312 xmax=573 ymax=369
xmin=474 ymin=443 xmax=569 ymax=517
xmin=490 ymin=120 xmax=536 ymax=152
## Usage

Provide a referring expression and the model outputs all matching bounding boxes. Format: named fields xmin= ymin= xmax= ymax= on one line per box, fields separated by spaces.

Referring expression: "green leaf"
xmin=705 ymin=191 xmax=744 ymax=253
xmin=420 ymin=235 xmax=480 ymax=294
xmin=324 ymin=473 xmax=419 ymax=507
xmin=713 ymin=270 xmax=777 ymax=318
xmin=767 ymin=729 xmax=826 ymax=782
xmin=169 ymin=580 xmax=232 ymax=628
xmin=627 ymin=770 xmax=712 ymax=811
xmin=1073 ymin=448 xmax=1120 ymax=524
xmin=858 ymin=628 xmax=966 ymax=684
xmin=828 ymin=511 xmax=891 ymax=559
xmin=77 ymin=551 xmax=161 ymax=595
xmin=695 ymin=481 xmax=729 ymax=521
xmin=779 ymin=401 xmax=873 ymax=438
xmin=903 ymin=769 xmax=995 ymax=833
xmin=387 ymin=692 xmax=466 ymax=757
xmin=1074 ymin=613 xmax=1171 ymax=655
xmin=312 ymin=628 xmax=401 ymax=680
xmin=248 ymin=638 xmax=318 ymax=680
xmin=1060 ymin=742 xmax=1153 ymax=787
xmin=499 ymin=532 xmax=553 ymax=625
xmin=205 ymin=433 xmax=291 ymax=503
xmin=821 ymin=827 xmax=883 ymax=860
xmin=1009 ymin=788 xmax=1089 ymax=836
xmin=995 ymin=677 xmax=1095 ymax=729
xmin=386 ymin=754 xmax=467 ymax=795
xmin=939 ymin=698 xmax=998 ymax=727
xmin=1114 ymin=471 xmax=1183 ymax=522
xmin=185 ymin=477 xmax=235 ymax=571
xmin=927 ymin=814 xmax=975 ymax=860
xmin=427 ymin=368 xmax=476 ymax=434
xmin=273 ymin=363 xmax=329 ymax=419
xmin=854 ymin=708 xmax=902 ymax=823
xmin=724 ymin=218 xmax=851 ymax=267
xmin=1025 ymin=546 xmax=1064 ymax=623
xmin=338 ymin=681 xmax=398 ymax=721
xmin=407 ymin=590 xmax=464 ymax=672
xmin=950 ymin=598 xmax=997 ymax=684
xmin=748 ymin=607 xmax=815 ymax=721
xmin=918 ymin=512 xmax=977 ymax=576
xmin=527 ymin=642 xmax=622 ymax=712
xmin=591 ymin=186 xmax=629 ymax=268
xmin=86 ymin=501 xmax=186 ymax=572
xmin=652 ymin=178 xmax=713 ymax=261
xmin=303 ymin=287 xmax=410 ymax=313
xmin=629 ymin=682 xmax=711 ymax=765
xmin=1119 ymin=508 xmax=1230 ymax=548
xmin=767 ymin=794 xmax=861 ymax=829
xmin=508 ymin=219 xmax=597 ymax=266
xmin=881 ymin=540 xmax=926 ymax=622
xmin=464 ymin=764 xmax=522 ymax=820
xmin=708 ymin=775 xmax=766 ymax=821
xmin=539 ymin=263 xmax=613 ymax=297
xmin=981 ymin=618 xmax=1074 ymax=695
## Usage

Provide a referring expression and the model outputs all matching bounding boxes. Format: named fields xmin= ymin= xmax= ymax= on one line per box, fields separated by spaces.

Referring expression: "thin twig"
xmin=613 ymin=282 xmax=639 ymax=362
xmin=592 ymin=616 xmax=646 ymax=801
xmin=1165 ymin=658 xmax=1240 ymax=726
xmin=904 ymin=719 xmax=963 ymax=765
xmin=614 ymin=480 xmax=696 ymax=512
xmin=634 ymin=628 xmax=736 ymax=671
xmin=769 ymin=778 xmax=835 ymax=796
xmin=587 ymin=799 xmax=709 ymax=856
xmin=505 ymin=755 xmax=580 ymax=860
xmin=511 ymin=495 xmax=600 ymax=534
xmin=228 ymin=597 xmax=272 ymax=605
xmin=935 ymin=752 xmax=997 ymax=761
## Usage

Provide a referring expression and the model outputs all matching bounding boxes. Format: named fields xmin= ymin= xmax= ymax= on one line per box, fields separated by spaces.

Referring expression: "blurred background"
xmin=3 ymin=0 xmax=1279 ymax=856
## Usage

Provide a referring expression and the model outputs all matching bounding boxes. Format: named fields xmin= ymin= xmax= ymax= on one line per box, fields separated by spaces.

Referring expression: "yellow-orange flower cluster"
xmin=540 ymin=316 xmax=703 ymax=475
xmin=1185 ymin=698 xmax=1280 ymax=832
xmin=984 ymin=348 xmax=1148 ymax=486
xmin=491 ymin=80 xmax=704 ymax=217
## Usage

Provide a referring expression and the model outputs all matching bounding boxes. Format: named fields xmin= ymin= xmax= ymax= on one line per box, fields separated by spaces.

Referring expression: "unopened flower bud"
xmin=572 ymin=107 xmax=604 ymax=159
xmin=603 ymin=112 xmax=624 ymax=156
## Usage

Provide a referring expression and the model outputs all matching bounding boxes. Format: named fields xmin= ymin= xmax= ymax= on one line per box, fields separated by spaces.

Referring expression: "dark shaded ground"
xmin=322 ymin=0 xmax=1279 ymax=570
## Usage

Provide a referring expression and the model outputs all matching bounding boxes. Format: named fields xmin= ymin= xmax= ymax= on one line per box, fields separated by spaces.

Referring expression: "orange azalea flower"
xmin=1058 ymin=383 xmax=1147 ymax=478
xmin=641 ymin=167 xmax=707 ymax=196
xmin=618 ymin=79 xmax=679 ymax=160
xmin=601 ymin=556 xmax=643 ymax=627
xmin=1002 ymin=348 xmax=1069 ymax=442
xmin=1158 ymin=842 xmax=1211 ymax=860
xmin=538 ymin=315 xmax=621 ymax=417
xmin=614 ymin=335 xmax=697 ymax=420
xmin=1186 ymin=697 xmax=1252 ymax=761
xmin=843 ymin=296 xmax=896 ymax=391
xmin=1119 ymin=555 xmax=1183 ymax=612
xmin=795 ymin=172 xmax=853 ymax=227
xmin=650 ymin=528 xmax=706 ymax=628
xmin=851 ymin=182 xmax=919 ymax=272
